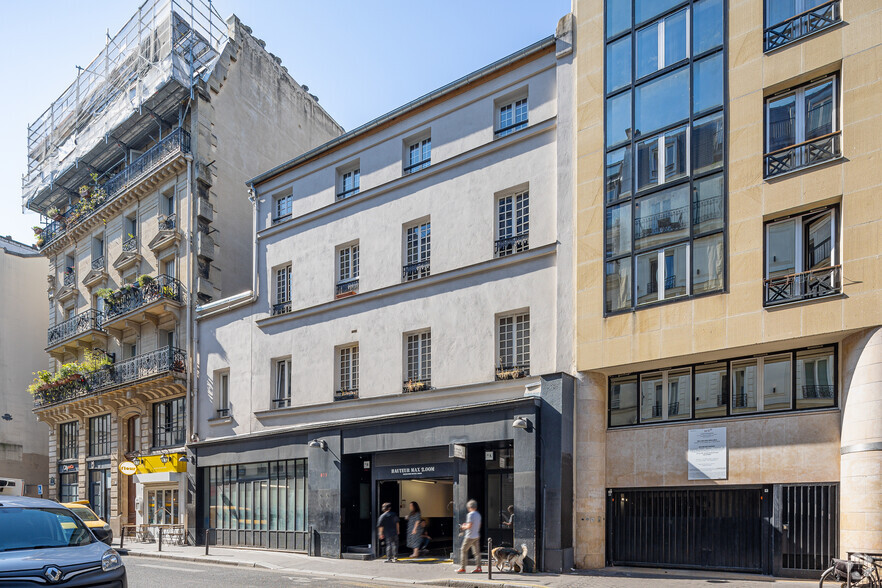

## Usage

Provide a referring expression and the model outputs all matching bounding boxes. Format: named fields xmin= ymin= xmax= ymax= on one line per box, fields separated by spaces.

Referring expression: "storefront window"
xmin=205 ymin=459 xmax=308 ymax=535
xmin=59 ymin=472 xmax=78 ymax=502
xmin=147 ymin=488 xmax=179 ymax=525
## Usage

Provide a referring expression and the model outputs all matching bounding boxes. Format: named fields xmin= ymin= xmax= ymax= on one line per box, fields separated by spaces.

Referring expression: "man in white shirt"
xmin=455 ymin=499 xmax=482 ymax=573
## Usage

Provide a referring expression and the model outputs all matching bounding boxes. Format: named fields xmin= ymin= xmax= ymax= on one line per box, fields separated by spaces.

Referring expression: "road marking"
xmin=134 ymin=563 xmax=199 ymax=573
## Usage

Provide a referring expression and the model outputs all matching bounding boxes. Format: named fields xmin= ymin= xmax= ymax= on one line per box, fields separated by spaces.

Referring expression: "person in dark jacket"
xmin=377 ymin=502 xmax=400 ymax=562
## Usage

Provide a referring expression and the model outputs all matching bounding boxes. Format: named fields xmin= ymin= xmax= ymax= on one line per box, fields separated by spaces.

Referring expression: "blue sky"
xmin=0 ymin=0 xmax=570 ymax=245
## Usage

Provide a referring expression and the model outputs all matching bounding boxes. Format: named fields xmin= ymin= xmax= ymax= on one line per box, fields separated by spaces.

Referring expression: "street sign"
xmin=37 ymin=484 xmax=43 ymax=496
xmin=452 ymin=444 xmax=466 ymax=460
xmin=118 ymin=461 xmax=137 ymax=475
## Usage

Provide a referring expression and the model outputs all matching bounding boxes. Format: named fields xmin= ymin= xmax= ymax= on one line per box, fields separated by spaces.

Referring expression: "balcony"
xmin=272 ymin=300 xmax=292 ymax=316
xmin=764 ymin=132 xmax=841 ymax=178
xmin=403 ymin=378 xmax=431 ymax=393
xmin=495 ymin=233 xmax=529 ymax=257
xmin=33 ymin=346 xmax=186 ymax=409
xmin=765 ymin=0 xmax=840 ymax=51
xmin=102 ymin=275 xmax=185 ymax=331
xmin=149 ymin=214 xmax=183 ymax=254
xmin=402 ymin=259 xmax=430 ymax=282
xmin=335 ymin=278 xmax=359 ymax=299
xmin=334 ymin=388 xmax=358 ymax=401
xmin=46 ymin=309 xmax=105 ymax=353
xmin=37 ymin=129 xmax=191 ymax=250
xmin=764 ymin=265 xmax=841 ymax=307
xmin=496 ymin=364 xmax=530 ymax=381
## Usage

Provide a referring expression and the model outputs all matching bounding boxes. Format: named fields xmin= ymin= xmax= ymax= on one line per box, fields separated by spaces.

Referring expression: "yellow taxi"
xmin=61 ymin=501 xmax=113 ymax=545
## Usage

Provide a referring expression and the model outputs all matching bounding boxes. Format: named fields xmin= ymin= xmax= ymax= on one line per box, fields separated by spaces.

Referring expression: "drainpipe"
xmin=186 ymin=154 xmax=195 ymax=443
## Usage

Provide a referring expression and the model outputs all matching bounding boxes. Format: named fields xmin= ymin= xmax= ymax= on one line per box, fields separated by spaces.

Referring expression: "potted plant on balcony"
xmin=404 ymin=379 xmax=427 ymax=392
xmin=47 ymin=206 xmax=64 ymax=223
xmin=95 ymin=287 xmax=118 ymax=306
xmin=137 ymin=274 xmax=154 ymax=288
xmin=35 ymin=235 xmax=45 ymax=248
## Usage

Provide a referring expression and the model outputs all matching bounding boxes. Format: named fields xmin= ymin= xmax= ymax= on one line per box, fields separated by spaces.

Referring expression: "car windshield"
xmin=70 ymin=506 xmax=100 ymax=522
xmin=0 ymin=507 xmax=94 ymax=551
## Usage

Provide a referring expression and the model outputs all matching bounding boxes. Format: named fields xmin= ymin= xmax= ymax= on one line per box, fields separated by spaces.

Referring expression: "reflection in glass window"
xmin=607 ymin=36 xmax=631 ymax=93
xmin=610 ymin=375 xmax=639 ymax=426
xmin=634 ymin=184 xmax=690 ymax=251
xmin=605 ymin=259 xmax=632 ymax=313
xmin=805 ymin=80 xmax=834 ymax=140
xmin=764 ymin=355 xmax=792 ymax=411
xmin=636 ymin=9 xmax=687 ymax=79
xmin=636 ymin=0 xmax=684 ymax=25
xmin=635 ymin=67 xmax=690 ymax=136
xmin=636 ymin=243 xmax=688 ymax=305
xmin=692 ymin=233 xmax=725 ymax=294
xmin=607 ymin=91 xmax=632 ymax=148
xmin=692 ymin=111 xmax=724 ymax=175
xmin=668 ymin=368 xmax=692 ymax=420
xmin=606 ymin=203 xmax=632 ymax=258
xmin=607 ymin=1 xmax=631 ymax=38
xmin=695 ymin=363 xmax=727 ymax=418
xmin=693 ymin=0 xmax=724 ymax=54
xmin=767 ymin=93 xmax=797 ymax=153
xmin=692 ymin=173 xmax=724 ymax=235
xmin=636 ymin=126 xmax=688 ymax=190
xmin=732 ymin=360 xmax=758 ymax=414
xmin=796 ymin=348 xmax=835 ymax=409
xmin=606 ymin=147 xmax=632 ymax=202
xmin=693 ymin=53 xmax=724 ymax=114
xmin=640 ymin=373 xmax=664 ymax=422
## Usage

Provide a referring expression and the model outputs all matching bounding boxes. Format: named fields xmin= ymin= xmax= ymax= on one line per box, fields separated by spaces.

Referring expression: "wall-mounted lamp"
xmin=512 ymin=416 xmax=530 ymax=430
xmin=178 ymin=455 xmax=189 ymax=464
xmin=308 ymin=439 xmax=328 ymax=450
xmin=132 ymin=458 xmax=141 ymax=466
xmin=159 ymin=454 xmax=169 ymax=464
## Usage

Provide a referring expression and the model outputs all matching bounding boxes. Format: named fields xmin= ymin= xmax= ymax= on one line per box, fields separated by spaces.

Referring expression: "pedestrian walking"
xmin=406 ymin=501 xmax=424 ymax=558
xmin=377 ymin=502 xmax=399 ymax=562
xmin=455 ymin=499 xmax=482 ymax=573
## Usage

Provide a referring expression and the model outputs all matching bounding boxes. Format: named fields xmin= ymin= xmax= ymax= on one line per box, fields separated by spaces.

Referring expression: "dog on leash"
xmin=491 ymin=543 xmax=528 ymax=573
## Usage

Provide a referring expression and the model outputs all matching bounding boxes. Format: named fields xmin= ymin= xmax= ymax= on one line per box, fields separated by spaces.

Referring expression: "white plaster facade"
xmin=195 ymin=28 xmax=576 ymax=441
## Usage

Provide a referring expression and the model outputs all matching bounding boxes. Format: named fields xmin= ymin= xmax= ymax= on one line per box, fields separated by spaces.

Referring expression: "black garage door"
xmin=607 ymin=487 xmax=766 ymax=572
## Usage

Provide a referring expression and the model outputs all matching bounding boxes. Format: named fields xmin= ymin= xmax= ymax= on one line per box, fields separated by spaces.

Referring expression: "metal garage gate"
xmin=774 ymin=483 xmax=839 ymax=578
xmin=606 ymin=487 xmax=765 ymax=572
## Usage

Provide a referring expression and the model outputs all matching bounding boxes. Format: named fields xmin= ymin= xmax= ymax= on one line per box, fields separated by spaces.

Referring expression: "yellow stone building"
xmin=573 ymin=0 xmax=881 ymax=576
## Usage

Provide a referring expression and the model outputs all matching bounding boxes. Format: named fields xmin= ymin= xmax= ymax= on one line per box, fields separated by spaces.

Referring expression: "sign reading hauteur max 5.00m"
xmin=687 ymin=427 xmax=727 ymax=480
xmin=373 ymin=462 xmax=455 ymax=480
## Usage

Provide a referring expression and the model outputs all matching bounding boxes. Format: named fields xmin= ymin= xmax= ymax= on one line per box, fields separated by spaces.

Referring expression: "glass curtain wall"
xmin=205 ymin=459 xmax=308 ymax=551
xmin=604 ymin=0 xmax=727 ymax=313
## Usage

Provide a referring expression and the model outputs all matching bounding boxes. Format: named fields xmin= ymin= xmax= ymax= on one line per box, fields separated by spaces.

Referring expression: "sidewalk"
xmin=116 ymin=540 xmax=821 ymax=588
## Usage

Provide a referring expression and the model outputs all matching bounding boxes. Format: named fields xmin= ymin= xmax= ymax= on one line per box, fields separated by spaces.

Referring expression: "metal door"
xmin=607 ymin=487 xmax=765 ymax=572
xmin=774 ymin=483 xmax=839 ymax=577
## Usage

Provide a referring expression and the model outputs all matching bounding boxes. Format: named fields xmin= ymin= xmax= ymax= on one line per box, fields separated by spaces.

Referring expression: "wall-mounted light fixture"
xmin=308 ymin=439 xmax=328 ymax=450
xmin=512 ymin=416 xmax=530 ymax=429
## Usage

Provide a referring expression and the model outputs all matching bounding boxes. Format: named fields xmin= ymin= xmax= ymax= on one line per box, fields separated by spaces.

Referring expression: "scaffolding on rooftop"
xmin=23 ymin=0 xmax=228 ymax=212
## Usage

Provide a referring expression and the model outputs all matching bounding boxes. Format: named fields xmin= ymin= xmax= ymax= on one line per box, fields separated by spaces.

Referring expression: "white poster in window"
xmin=687 ymin=427 xmax=727 ymax=480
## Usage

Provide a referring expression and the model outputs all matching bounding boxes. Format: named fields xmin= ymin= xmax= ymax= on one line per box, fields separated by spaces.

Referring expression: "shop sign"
xmin=687 ymin=427 xmax=727 ymax=480
xmin=451 ymin=444 xmax=466 ymax=460
xmin=58 ymin=463 xmax=78 ymax=474
xmin=373 ymin=462 xmax=455 ymax=480
xmin=134 ymin=453 xmax=187 ymax=475
xmin=119 ymin=461 xmax=137 ymax=475
xmin=88 ymin=459 xmax=111 ymax=470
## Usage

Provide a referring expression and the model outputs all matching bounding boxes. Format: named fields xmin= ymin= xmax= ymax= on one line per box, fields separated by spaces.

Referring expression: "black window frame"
xmin=603 ymin=0 xmax=729 ymax=316
xmin=607 ymin=343 xmax=838 ymax=428
xmin=88 ymin=414 xmax=111 ymax=457
xmin=152 ymin=396 xmax=186 ymax=448
xmin=59 ymin=472 xmax=78 ymax=503
xmin=59 ymin=421 xmax=78 ymax=461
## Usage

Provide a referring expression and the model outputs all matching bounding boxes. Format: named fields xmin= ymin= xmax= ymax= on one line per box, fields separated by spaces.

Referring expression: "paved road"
xmin=123 ymin=557 xmax=409 ymax=588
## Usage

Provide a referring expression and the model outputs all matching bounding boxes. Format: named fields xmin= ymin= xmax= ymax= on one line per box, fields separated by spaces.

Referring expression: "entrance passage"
xmin=607 ymin=488 xmax=764 ymax=572
xmin=776 ymin=483 xmax=839 ymax=577
xmin=378 ymin=479 xmax=453 ymax=556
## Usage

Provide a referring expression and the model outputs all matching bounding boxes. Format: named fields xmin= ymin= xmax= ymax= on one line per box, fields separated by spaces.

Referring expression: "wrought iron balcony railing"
xmin=32 ymin=345 xmax=186 ymax=408
xmin=801 ymin=384 xmax=835 ymax=399
xmin=635 ymin=205 xmax=688 ymax=239
xmin=765 ymin=0 xmax=840 ymax=51
xmin=764 ymin=131 xmax=841 ymax=178
xmin=158 ymin=213 xmax=177 ymax=231
xmin=63 ymin=271 xmax=76 ymax=288
xmin=47 ymin=309 xmax=104 ymax=347
xmin=496 ymin=364 xmax=530 ymax=380
xmin=272 ymin=213 xmax=291 ymax=225
xmin=335 ymin=278 xmax=359 ymax=298
xmin=402 ymin=259 xmax=430 ymax=282
xmin=216 ymin=408 xmax=230 ymax=418
xmin=272 ymin=300 xmax=292 ymax=316
xmin=104 ymin=275 xmax=185 ymax=321
xmin=693 ymin=195 xmax=723 ymax=226
xmin=403 ymin=378 xmax=431 ymax=393
xmin=334 ymin=388 xmax=358 ymax=401
xmin=37 ymin=129 xmax=191 ymax=249
xmin=91 ymin=255 xmax=105 ymax=271
xmin=495 ymin=233 xmax=529 ymax=257
xmin=122 ymin=236 xmax=138 ymax=252
xmin=764 ymin=265 xmax=841 ymax=307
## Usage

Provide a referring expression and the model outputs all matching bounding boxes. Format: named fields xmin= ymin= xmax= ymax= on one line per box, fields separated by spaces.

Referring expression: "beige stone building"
xmin=0 ymin=237 xmax=49 ymax=497
xmin=24 ymin=0 xmax=341 ymax=540
xmin=573 ymin=0 xmax=881 ymax=577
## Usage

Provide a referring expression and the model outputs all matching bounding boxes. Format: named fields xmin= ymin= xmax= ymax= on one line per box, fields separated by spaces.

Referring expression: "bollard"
xmin=487 ymin=537 xmax=492 ymax=580
xmin=158 ymin=528 xmax=163 ymax=552
xmin=119 ymin=528 xmax=124 ymax=550
xmin=205 ymin=528 xmax=210 ymax=555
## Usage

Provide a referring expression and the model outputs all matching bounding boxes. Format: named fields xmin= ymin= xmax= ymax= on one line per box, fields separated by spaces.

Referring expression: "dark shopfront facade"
xmin=192 ymin=374 xmax=575 ymax=572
